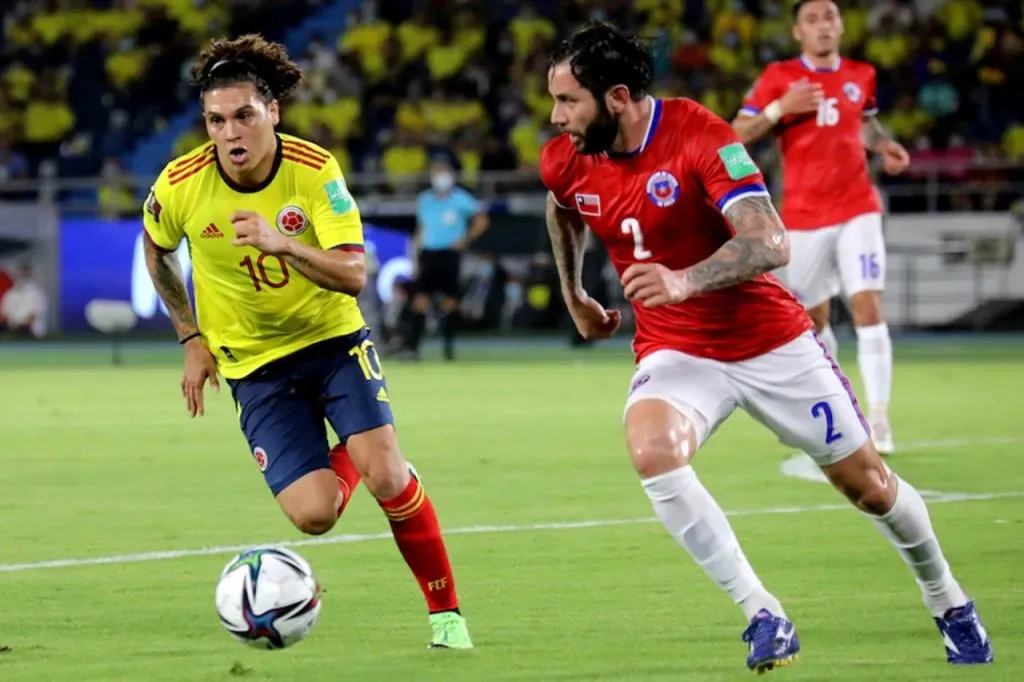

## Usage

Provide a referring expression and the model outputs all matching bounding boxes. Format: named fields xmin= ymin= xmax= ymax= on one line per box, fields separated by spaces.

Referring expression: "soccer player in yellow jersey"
xmin=141 ymin=35 xmax=472 ymax=649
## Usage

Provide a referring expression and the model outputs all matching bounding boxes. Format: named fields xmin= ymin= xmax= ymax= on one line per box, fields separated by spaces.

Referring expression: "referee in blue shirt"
xmin=405 ymin=157 xmax=489 ymax=360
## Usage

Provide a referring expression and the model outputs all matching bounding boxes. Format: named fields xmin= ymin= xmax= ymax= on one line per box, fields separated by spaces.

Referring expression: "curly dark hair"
xmin=190 ymin=34 xmax=303 ymax=102
xmin=548 ymin=23 xmax=654 ymax=101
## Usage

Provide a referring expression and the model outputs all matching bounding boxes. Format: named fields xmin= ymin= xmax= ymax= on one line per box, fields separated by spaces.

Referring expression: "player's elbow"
xmin=336 ymin=261 xmax=367 ymax=296
xmin=771 ymin=230 xmax=791 ymax=268
xmin=730 ymin=120 xmax=752 ymax=144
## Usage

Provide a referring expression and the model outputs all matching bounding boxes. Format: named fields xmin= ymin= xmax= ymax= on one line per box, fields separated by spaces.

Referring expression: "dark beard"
xmin=578 ymin=105 xmax=620 ymax=155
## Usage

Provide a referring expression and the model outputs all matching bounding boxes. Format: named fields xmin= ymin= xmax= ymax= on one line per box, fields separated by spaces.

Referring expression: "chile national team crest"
xmin=646 ymin=170 xmax=680 ymax=208
xmin=276 ymin=205 xmax=309 ymax=236
xmin=843 ymin=82 xmax=862 ymax=104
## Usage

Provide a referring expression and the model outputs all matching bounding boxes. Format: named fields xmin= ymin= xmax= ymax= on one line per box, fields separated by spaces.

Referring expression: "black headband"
xmin=206 ymin=58 xmax=255 ymax=79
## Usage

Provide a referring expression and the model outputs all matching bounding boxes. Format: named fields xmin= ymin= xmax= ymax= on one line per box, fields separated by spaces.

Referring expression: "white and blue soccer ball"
xmin=215 ymin=546 xmax=322 ymax=650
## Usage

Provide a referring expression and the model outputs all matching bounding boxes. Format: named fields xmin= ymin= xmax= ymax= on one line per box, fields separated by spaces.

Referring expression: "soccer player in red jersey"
xmin=540 ymin=24 xmax=991 ymax=671
xmin=732 ymin=0 xmax=910 ymax=454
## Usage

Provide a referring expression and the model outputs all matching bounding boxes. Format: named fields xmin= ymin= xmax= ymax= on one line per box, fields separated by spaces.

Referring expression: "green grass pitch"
xmin=0 ymin=338 xmax=1021 ymax=681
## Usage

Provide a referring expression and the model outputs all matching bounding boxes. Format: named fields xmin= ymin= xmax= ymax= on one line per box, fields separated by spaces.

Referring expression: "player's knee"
xmin=823 ymin=446 xmax=896 ymax=515
xmin=849 ymin=291 xmax=884 ymax=327
xmin=283 ymin=501 xmax=339 ymax=535
xmin=349 ymin=427 xmax=410 ymax=501
xmin=625 ymin=406 xmax=697 ymax=478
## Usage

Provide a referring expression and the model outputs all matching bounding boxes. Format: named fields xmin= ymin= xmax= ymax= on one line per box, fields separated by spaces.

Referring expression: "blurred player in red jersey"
xmin=540 ymin=23 xmax=991 ymax=672
xmin=732 ymin=0 xmax=910 ymax=455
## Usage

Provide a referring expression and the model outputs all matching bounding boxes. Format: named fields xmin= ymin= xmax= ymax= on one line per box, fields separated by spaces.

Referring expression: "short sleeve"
xmin=142 ymin=170 xmax=184 ymax=251
xmin=739 ymin=66 xmax=783 ymax=117
xmin=310 ymin=155 xmax=364 ymax=252
xmin=456 ymin=188 xmax=480 ymax=216
xmin=862 ymin=65 xmax=879 ymax=117
xmin=539 ymin=136 xmax=575 ymax=209
xmin=688 ymin=108 xmax=772 ymax=216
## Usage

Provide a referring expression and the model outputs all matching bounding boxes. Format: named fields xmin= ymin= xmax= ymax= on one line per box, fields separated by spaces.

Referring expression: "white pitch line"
xmin=1 ymin=491 xmax=1022 ymax=574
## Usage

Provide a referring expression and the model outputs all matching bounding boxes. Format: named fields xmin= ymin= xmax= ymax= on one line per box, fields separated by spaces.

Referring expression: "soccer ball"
xmin=215 ymin=546 xmax=322 ymax=650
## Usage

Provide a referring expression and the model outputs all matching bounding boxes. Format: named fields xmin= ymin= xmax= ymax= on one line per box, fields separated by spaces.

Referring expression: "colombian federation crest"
xmin=646 ymin=170 xmax=679 ymax=208
xmin=252 ymin=446 xmax=268 ymax=472
xmin=276 ymin=205 xmax=309 ymax=236
xmin=843 ymin=81 xmax=862 ymax=103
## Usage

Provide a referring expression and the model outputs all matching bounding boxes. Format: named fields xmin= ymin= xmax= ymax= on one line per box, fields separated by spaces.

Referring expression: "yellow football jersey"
xmin=143 ymin=133 xmax=366 ymax=380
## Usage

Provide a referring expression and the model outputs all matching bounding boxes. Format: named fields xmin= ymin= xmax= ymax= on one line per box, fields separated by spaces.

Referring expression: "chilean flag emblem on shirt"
xmin=575 ymin=193 xmax=601 ymax=217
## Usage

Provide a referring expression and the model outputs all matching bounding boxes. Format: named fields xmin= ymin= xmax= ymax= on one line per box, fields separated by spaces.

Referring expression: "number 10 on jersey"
xmin=622 ymin=218 xmax=652 ymax=260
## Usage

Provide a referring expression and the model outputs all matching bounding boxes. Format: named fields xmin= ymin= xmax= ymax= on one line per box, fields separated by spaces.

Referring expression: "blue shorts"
xmin=227 ymin=328 xmax=394 ymax=496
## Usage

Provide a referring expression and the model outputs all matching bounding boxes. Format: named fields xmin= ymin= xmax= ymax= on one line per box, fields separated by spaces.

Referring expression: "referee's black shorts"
xmin=415 ymin=248 xmax=461 ymax=299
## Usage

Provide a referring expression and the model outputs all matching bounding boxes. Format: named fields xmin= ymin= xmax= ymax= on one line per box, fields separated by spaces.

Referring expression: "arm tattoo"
xmin=732 ymin=113 xmax=776 ymax=144
xmin=862 ymin=116 xmax=891 ymax=154
xmin=683 ymin=195 xmax=789 ymax=295
xmin=545 ymin=193 xmax=586 ymax=299
xmin=143 ymin=236 xmax=197 ymax=338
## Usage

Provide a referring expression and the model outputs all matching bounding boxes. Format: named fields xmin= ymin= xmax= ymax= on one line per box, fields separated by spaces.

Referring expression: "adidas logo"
xmin=201 ymin=223 xmax=223 ymax=239
xmin=376 ymin=387 xmax=389 ymax=403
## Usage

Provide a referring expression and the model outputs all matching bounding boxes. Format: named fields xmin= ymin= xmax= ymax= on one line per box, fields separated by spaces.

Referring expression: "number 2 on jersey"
xmin=240 ymin=254 xmax=290 ymax=291
xmin=811 ymin=400 xmax=843 ymax=444
xmin=621 ymin=218 xmax=652 ymax=260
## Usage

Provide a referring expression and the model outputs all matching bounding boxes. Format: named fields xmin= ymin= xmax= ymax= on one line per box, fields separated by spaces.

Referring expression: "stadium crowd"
xmin=2 ymin=0 xmax=1023 ymax=207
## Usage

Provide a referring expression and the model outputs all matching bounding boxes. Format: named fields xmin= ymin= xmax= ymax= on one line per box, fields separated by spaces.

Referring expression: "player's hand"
xmin=231 ymin=210 xmax=290 ymax=255
xmin=779 ymin=78 xmax=823 ymax=117
xmin=181 ymin=336 xmax=220 ymax=418
xmin=567 ymin=294 xmax=621 ymax=340
xmin=879 ymin=139 xmax=910 ymax=175
xmin=621 ymin=263 xmax=690 ymax=308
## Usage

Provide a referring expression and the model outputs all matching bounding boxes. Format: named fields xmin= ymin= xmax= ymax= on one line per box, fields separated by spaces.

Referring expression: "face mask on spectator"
xmin=431 ymin=172 xmax=455 ymax=192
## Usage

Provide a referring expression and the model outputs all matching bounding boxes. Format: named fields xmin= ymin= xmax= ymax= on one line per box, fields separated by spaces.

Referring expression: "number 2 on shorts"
xmin=811 ymin=401 xmax=843 ymax=444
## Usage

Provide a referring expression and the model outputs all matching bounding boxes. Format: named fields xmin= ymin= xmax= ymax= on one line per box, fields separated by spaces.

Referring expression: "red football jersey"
xmin=539 ymin=98 xmax=810 ymax=363
xmin=741 ymin=56 xmax=882 ymax=230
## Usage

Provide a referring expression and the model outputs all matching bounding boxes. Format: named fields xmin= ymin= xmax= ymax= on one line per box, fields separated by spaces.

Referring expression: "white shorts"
xmin=775 ymin=212 xmax=885 ymax=309
xmin=623 ymin=331 xmax=870 ymax=466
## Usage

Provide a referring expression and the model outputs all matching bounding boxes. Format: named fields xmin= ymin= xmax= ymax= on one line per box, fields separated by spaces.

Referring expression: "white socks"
xmin=818 ymin=324 xmax=839 ymax=360
xmin=642 ymin=467 xmax=784 ymax=620
xmin=855 ymin=323 xmax=893 ymax=416
xmin=870 ymin=475 xmax=968 ymax=616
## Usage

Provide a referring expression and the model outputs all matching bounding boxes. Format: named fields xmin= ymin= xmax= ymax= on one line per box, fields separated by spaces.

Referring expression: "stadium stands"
xmin=2 ymin=0 xmax=1022 ymax=206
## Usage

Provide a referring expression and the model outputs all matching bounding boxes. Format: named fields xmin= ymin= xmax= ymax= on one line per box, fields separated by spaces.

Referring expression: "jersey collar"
xmin=799 ymin=54 xmax=841 ymax=73
xmin=605 ymin=96 xmax=662 ymax=159
xmin=215 ymin=134 xmax=284 ymax=194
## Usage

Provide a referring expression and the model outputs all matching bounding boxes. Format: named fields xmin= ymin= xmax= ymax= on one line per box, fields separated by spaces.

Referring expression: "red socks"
xmin=329 ymin=444 xmax=361 ymax=517
xmin=379 ymin=475 xmax=460 ymax=613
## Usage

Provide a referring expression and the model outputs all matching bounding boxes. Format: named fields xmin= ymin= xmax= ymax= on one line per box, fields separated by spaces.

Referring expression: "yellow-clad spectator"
xmin=381 ymin=132 xmax=429 ymax=190
xmin=453 ymin=9 xmax=486 ymax=58
xmin=173 ymin=124 xmax=207 ymax=158
xmin=712 ymin=1 xmax=756 ymax=45
xmin=756 ymin=1 xmax=792 ymax=50
xmin=509 ymin=116 xmax=545 ymax=168
xmin=841 ymin=3 xmax=869 ymax=49
xmin=1002 ymin=124 xmax=1024 ymax=162
xmin=509 ymin=4 xmax=556 ymax=61
xmin=396 ymin=8 xmax=440 ymax=63
xmin=635 ymin=0 xmax=685 ymax=19
xmin=879 ymin=94 xmax=934 ymax=144
xmin=21 ymin=89 xmax=76 ymax=145
xmin=0 ymin=92 xmax=21 ymax=144
xmin=280 ymin=88 xmax=323 ymax=138
xmin=395 ymin=99 xmax=430 ymax=138
xmin=91 ymin=1 xmax=146 ymax=42
xmin=106 ymin=40 xmax=151 ymax=90
xmin=30 ymin=9 xmax=72 ymax=47
xmin=320 ymin=94 xmax=362 ymax=140
xmin=338 ymin=8 xmax=392 ymax=84
xmin=4 ymin=63 xmax=37 ymax=105
xmin=426 ymin=31 xmax=469 ymax=82
xmin=98 ymin=159 xmax=137 ymax=220
xmin=936 ymin=0 xmax=983 ymax=42
xmin=864 ymin=19 xmax=912 ymax=70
